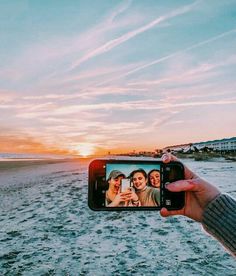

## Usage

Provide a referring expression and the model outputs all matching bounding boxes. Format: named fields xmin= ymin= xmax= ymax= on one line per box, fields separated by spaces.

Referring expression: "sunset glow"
xmin=75 ymin=143 xmax=95 ymax=157
xmin=0 ymin=1 xmax=235 ymax=156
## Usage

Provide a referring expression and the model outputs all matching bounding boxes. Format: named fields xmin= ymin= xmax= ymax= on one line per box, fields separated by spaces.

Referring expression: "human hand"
xmin=160 ymin=153 xmax=221 ymax=222
xmin=109 ymin=191 xmax=132 ymax=207
xmin=128 ymin=187 xmax=139 ymax=202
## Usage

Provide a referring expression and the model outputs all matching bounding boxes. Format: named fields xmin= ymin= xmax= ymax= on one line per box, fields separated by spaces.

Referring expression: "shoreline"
xmin=0 ymin=158 xmax=83 ymax=171
xmin=0 ymin=153 xmax=235 ymax=172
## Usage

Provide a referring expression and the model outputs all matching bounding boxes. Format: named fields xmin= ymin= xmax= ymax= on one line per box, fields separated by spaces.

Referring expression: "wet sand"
xmin=0 ymin=158 xmax=81 ymax=171
xmin=0 ymin=158 xmax=236 ymax=275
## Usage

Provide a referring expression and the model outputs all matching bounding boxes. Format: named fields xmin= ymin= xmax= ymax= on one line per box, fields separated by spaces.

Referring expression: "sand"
xmin=0 ymin=158 xmax=235 ymax=275
xmin=0 ymin=158 xmax=79 ymax=171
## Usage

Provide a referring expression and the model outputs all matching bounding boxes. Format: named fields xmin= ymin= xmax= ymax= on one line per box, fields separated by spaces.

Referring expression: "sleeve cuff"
xmin=202 ymin=194 xmax=236 ymax=257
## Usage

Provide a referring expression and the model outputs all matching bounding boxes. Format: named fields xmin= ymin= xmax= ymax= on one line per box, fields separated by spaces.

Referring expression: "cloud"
xmin=106 ymin=0 xmax=133 ymax=24
xmin=56 ymin=62 xmax=143 ymax=85
xmin=1 ymin=95 xmax=235 ymax=154
xmin=0 ymin=1 xmax=142 ymax=85
xmin=99 ymin=28 xmax=236 ymax=86
xmin=9 ymin=97 xmax=236 ymax=121
xmin=0 ymin=90 xmax=17 ymax=103
xmin=69 ymin=1 xmax=198 ymax=70
xmin=22 ymin=52 xmax=235 ymax=104
xmin=127 ymin=54 xmax=236 ymax=90
xmin=0 ymin=133 xmax=72 ymax=155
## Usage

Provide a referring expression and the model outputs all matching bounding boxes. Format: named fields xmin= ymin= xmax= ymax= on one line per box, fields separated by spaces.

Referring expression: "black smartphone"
xmin=88 ymin=159 xmax=185 ymax=211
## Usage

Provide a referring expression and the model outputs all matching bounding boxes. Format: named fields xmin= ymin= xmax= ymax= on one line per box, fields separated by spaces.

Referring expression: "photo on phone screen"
xmin=105 ymin=163 xmax=161 ymax=207
xmin=120 ymin=179 xmax=131 ymax=192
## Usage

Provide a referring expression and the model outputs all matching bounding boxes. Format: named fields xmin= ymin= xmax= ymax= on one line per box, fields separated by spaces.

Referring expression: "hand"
xmin=160 ymin=153 xmax=221 ymax=222
xmin=128 ymin=187 xmax=139 ymax=202
xmin=108 ymin=191 xmax=132 ymax=207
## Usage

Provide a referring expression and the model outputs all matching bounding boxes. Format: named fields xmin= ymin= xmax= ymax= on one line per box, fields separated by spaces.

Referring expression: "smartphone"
xmin=120 ymin=179 xmax=131 ymax=192
xmin=88 ymin=159 xmax=185 ymax=211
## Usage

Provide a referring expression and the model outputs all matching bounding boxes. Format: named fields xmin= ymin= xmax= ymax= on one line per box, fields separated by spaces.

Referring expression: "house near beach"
xmin=163 ymin=137 xmax=236 ymax=153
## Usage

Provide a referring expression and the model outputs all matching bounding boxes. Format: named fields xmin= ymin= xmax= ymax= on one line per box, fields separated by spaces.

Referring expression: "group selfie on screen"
xmin=105 ymin=168 xmax=161 ymax=207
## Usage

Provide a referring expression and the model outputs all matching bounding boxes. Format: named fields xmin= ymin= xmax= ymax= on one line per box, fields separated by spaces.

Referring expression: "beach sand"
xmin=0 ymin=158 xmax=235 ymax=275
xmin=0 ymin=158 xmax=80 ymax=171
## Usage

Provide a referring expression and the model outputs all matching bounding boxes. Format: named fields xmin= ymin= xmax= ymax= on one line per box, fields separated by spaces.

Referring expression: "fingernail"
xmin=165 ymin=182 xmax=170 ymax=189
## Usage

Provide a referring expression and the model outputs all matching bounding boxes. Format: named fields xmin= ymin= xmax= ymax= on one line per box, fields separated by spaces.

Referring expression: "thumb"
xmin=165 ymin=179 xmax=197 ymax=192
xmin=160 ymin=207 xmax=184 ymax=217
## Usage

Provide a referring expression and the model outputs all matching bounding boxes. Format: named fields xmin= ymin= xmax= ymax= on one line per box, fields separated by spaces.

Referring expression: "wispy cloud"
xmin=0 ymin=1 xmax=136 ymax=84
xmin=106 ymin=0 xmax=133 ymax=25
xmin=8 ymin=98 xmax=236 ymax=121
xmin=69 ymin=1 xmax=198 ymax=71
xmin=127 ymin=54 xmax=236 ymax=89
xmin=99 ymin=28 xmax=236 ymax=86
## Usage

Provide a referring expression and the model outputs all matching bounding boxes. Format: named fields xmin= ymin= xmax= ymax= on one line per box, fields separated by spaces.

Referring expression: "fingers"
xmin=160 ymin=207 xmax=184 ymax=217
xmin=184 ymin=167 xmax=198 ymax=180
xmin=120 ymin=194 xmax=130 ymax=199
xmin=162 ymin=153 xmax=198 ymax=180
xmin=121 ymin=190 xmax=132 ymax=196
xmin=162 ymin=153 xmax=178 ymax=163
xmin=165 ymin=179 xmax=198 ymax=192
xmin=120 ymin=193 xmax=132 ymax=201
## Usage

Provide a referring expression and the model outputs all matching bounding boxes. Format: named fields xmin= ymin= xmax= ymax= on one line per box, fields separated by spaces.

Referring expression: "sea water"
xmin=0 ymin=158 xmax=235 ymax=275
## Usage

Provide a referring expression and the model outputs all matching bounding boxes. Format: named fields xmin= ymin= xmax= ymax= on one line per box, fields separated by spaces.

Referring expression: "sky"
xmin=106 ymin=163 xmax=160 ymax=180
xmin=0 ymin=0 xmax=236 ymax=156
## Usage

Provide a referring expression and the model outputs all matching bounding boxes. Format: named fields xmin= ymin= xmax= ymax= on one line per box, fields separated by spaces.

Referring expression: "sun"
xmin=76 ymin=143 xmax=95 ymax=157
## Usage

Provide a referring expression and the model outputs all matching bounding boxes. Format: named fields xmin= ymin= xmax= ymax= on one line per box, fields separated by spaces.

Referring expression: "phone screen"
xmin=105 ymin=162 xmax=161 ymax=207
xmin=120 ymin=179 xmax=131 ymax=192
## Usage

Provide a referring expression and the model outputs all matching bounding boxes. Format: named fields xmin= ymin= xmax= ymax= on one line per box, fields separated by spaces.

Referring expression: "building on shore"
xmin=162 ymin=143 xmax=191 ymax=153
xmin=163 ymin=137 xmax=236 ymax=153
xmin=193 ymin=137 xmax=236 ymax=152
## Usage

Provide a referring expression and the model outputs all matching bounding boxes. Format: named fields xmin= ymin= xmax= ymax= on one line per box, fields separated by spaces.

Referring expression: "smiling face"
xmin=108 ymin=176 xmax=124 ymax=194
xmin=149 ymin=170 xmax=160 ymax=188
xmin=132 ymin=172 xmax=147 ymax=191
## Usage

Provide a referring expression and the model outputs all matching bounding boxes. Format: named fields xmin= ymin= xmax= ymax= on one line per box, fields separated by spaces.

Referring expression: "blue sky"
xmin=0 ymin=0 xmax=236 ymax=155
xmin=106 ymin=163 xmax=161 ymax=180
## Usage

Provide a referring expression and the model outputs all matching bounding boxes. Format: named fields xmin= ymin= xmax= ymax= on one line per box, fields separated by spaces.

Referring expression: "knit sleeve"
xmin=202 ymin=194 xmax=236 ymax=257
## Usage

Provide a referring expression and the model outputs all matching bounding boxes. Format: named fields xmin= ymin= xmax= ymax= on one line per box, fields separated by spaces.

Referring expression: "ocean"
xmin=0 ymin=158 xmax=235 ymax=275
